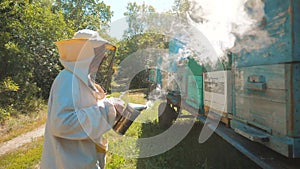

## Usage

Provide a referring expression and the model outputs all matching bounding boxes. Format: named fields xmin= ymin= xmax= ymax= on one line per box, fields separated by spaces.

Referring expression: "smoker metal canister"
xmin=113 ymin=103 xmax=141 ymax=135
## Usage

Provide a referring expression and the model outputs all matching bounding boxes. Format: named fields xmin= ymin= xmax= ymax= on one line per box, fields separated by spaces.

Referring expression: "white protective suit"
xmin=41 ymin=29 xmax=116 ymax=169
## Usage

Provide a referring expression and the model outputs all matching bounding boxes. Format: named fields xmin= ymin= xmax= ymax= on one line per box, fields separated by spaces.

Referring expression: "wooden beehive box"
xmin=232 ymin=63 xmax=300 ymax=157
xmin=203 ymin=71 xmax=232 ymax=125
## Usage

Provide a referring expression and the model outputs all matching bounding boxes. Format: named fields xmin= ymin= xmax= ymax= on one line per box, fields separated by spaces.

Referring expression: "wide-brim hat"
xmin=55 ymin=29 xmax=116 ymax=62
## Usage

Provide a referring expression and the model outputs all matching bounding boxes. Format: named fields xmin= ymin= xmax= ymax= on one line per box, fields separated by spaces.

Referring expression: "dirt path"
xmin=0 ymin=124 xmax=45 ymax=156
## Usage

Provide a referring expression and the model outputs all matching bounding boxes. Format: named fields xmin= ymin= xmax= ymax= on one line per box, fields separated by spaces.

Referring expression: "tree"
xmin=0 ymin=0 xmax=115 ymax=122
xmin=172 ymin=0 xmax=190 ymax=15
xmin=0 ymin=0 xmax=70 ymax=117
xmin=123 ymin=2 xmax=155 ymax=38
xmin=113 ymin=2 xmax=170 ymax=90
xmin=52 ymin=0 xmax=113 ymax=32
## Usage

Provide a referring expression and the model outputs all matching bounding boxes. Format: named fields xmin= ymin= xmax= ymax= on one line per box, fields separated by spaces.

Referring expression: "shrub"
xmin=0 ymin=107 xmax=10 ymax=124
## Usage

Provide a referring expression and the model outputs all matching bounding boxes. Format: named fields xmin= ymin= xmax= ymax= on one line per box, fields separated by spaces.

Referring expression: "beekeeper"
xmin=41 ymin=29 xmax=117 ymax=169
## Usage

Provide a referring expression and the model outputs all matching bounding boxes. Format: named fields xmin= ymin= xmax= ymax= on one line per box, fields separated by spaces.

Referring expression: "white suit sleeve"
xmin=48 ymin=73 xmax=115 ymax=141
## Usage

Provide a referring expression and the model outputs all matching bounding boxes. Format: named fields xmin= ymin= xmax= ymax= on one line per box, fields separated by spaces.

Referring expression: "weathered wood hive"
xmin=231 ymin=0 xmax=300 ymax=158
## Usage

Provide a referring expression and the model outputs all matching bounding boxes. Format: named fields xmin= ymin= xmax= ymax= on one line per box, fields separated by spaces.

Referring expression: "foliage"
xmin=0 ymin=78 xmax=18 ymax=122
xmin=115 ymin=32 xmax=167 ymax=90
xmin=123 ymin=2 xmax=155 ymax=38
xmin=52 ymin=0 xmax=113 ymax=32
xmin=0 ymin=107 xmax=10 ymax=124
xmin=0 ymin=0 xmax=71 ymax=119
xmin=113 ymin=2 xmax=169 ymax=90
xmin=0 ymin=77 xmax=19 ymax=92
xmin=0 ymin=0 xmax=114 ymax=122
xmin=171 ymin=0 xmax=191 ymax=15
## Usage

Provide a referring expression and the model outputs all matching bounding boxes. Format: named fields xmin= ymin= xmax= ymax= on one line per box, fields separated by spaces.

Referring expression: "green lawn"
xmin=105 ymin=91 xmax=259 ymax=169
xmin=0 ymin=121 xmax=260 ymax=169
xmin=0 ymin=137 xmax=43 ymax=169
xmin=0 ymin=91 xmax=260 ymax=169
xmin=105 ymin=120 xmax=260 ymax=169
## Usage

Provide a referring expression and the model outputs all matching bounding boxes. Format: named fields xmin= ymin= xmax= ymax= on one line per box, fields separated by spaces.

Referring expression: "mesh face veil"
xmin=88 ymin=44 xmax=116 ymax=93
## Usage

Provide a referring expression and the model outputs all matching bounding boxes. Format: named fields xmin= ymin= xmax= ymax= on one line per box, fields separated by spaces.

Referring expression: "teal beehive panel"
xmin=233 ymin=0 xmax=300 ymax=67
xmin=188 ymin=57 xmax=203 ymax=76
xmin=294 ymin=1 xmax=300 ymax=61
xmin=186 ymin=76 xmax=203 ymax=109
xmin=169 ymin=38 xmax=185 ymax=54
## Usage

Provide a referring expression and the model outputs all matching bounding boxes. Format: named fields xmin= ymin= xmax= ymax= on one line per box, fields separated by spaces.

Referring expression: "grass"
xmin=0 ymin=137 xmax=43 ymax=169
xmin=0 ymin=121 xmax=260 ymax=169
xmin=105 ymin=120 xmax=260 ymax=169
xmin=0 ymin=105 xmax=47 ymax=144
xmin=108 ymin=89 xmax=148 ymax=105
xmin=0 ymin=91 xmax=260 ymax=169
xmin=104 ymin=90 xmax=260 ymax=169
xmin=135 ymin=121 xmax=260 ymax=169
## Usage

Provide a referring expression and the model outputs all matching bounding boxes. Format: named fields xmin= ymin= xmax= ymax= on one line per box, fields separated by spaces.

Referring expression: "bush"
xmin=129 ymin=70 xmax=152 ymax=90
xmin=0 ymin=107 xmax=10 ymax=124
xmin=0 ymin=0 xmax=70 ymax=120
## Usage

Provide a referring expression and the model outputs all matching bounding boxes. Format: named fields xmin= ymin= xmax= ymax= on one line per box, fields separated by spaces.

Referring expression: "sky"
xmin=102 ymin=0 xmax=174 ymax=39
xmin=102 ymin=0 xmax=175 ymax=22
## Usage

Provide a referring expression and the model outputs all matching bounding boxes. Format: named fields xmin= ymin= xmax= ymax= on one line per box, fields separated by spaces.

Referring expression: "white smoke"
xmin=188 ymin=0 xmax=275 ymax=56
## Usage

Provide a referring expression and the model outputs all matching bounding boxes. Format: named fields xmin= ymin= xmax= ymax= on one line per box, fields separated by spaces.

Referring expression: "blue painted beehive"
xmin=231 ymin=0 xmax=300 ymax=158
xmin=233 ymin=0 xmax=300 ymax=67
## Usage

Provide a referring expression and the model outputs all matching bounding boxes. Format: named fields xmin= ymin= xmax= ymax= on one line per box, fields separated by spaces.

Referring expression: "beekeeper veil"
xmin=55 ymin=29 xmax=116 ymax=93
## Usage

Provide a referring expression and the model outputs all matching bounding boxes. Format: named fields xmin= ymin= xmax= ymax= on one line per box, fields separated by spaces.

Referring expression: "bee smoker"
xmin=113 ymin=102 xmax=147 ymax=135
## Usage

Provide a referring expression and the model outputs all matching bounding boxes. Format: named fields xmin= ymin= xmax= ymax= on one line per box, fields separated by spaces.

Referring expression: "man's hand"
xmin=94 ymin=83 xmax=106 ymax=100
